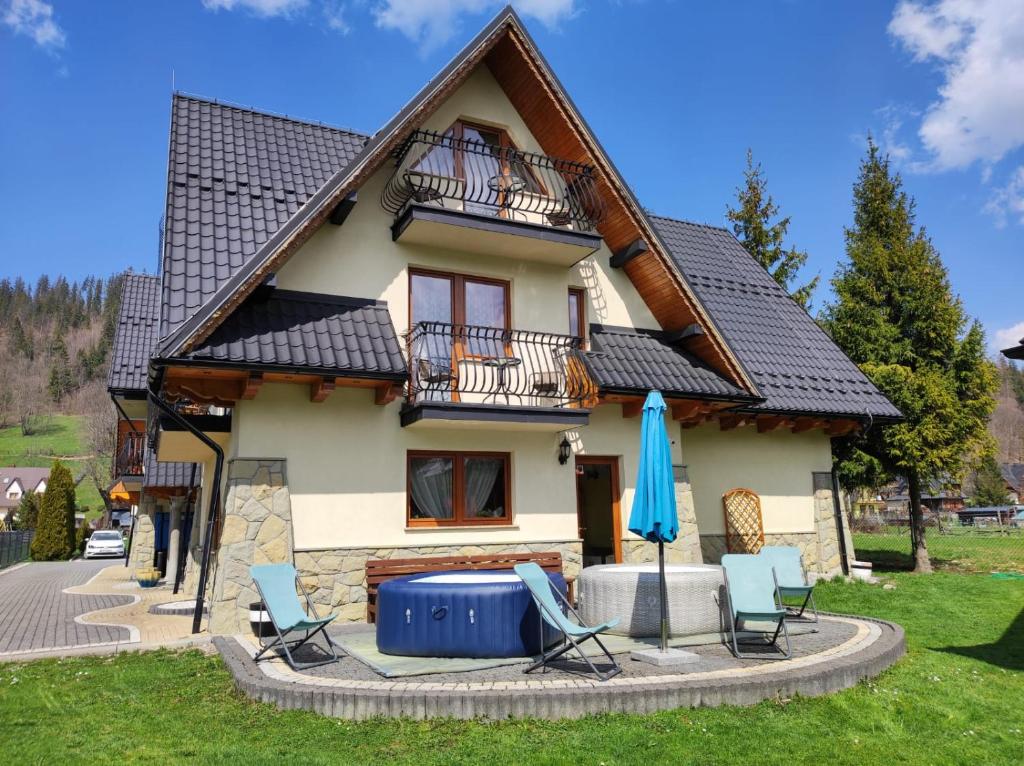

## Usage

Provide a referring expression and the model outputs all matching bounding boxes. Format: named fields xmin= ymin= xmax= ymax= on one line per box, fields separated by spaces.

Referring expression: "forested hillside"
xmin=993 ymin=357 xmax=1024 ymax=463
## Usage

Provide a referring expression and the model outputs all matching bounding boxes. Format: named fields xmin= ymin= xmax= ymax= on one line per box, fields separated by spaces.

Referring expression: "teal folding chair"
xmin=759 ymin=545 xmax=818 ymax=622
xmin=720 ymin=553 xmax=792 ymax=659
xmin=250 ymin=563 xmax=339 ymax=670
xmin=514 ymin=563 xmax=622 ymax=681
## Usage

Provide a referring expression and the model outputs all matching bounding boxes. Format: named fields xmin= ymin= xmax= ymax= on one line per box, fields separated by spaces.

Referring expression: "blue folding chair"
xmin=720 ymin=554 xmax=792 ymax=659
xmin=250 ymin=563 xmax=339 ymax=670
xmin=514 ymin=563 xmax=622 ymax=681
xmin=759 ymin=546 xmax=818 ymax=622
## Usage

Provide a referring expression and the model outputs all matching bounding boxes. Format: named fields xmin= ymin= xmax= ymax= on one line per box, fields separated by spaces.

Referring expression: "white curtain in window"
xmin=409 ymin=458 xmax=453 ymax=519
xmin=465 ymin=458 xmax=502 ymax=518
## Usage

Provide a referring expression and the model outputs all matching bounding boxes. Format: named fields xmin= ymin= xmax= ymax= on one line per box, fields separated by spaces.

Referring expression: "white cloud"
xmin=888 ymin=0 xmax=1024 ymax=171
xmin=983 ymin=165 xmax=1024 ymax=227
xmin=3 ymin=0 xmax=65 ymax=50
xmin=993 ymin=321 xmax=1024 ymax=352
xmin=202 ymin=0 xmax=309 ymax=17
xmin=323 ymin=1 xmax=349 ymax=32
xmin=373 ymin=0 xmax=575 ymax=51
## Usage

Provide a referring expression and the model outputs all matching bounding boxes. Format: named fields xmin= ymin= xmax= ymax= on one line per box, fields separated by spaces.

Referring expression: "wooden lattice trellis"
xmin=722 ymin=487 xmax=765 ymax=554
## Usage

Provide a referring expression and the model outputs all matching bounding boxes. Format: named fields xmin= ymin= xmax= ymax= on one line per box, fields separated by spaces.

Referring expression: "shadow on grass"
xmin=938 ymin=606 xmax=1024 ymax=671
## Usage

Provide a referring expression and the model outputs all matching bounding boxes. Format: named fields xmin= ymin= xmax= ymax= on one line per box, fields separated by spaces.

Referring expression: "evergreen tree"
xmin=47 ymin=330 xmax=75 ymax=403
xmin=30 ymin=462 xmax=77 ymax=561
xmin=9 ymin=318 xmax=33 ymax=360
xmin=15 ymin=491 xmax=39 ymax=530
xmin=727 ymin=149 xmax=819 ymax=309
xmin=970 ymin=455 xmax=1010 ymax=507
xmin=821 ymin=139 xmax=998 ymax=572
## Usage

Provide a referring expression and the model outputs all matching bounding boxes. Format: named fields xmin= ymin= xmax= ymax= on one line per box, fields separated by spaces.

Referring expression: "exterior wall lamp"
xmin=558 ymin=436 xmax=572 ymax=465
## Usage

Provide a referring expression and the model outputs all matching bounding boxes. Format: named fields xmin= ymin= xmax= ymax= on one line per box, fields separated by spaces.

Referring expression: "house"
xmin=883 ymin=476 xmax=965 ymax=517
xmin=107 ymin=273 xmax=199 ymax=584
xmin=114 ymin=8 xmax=901 ymax=634
xmin=0 ymin=466 xmax=49 ymax=522
xmin=1000 ymin=463 xmax=1024 ymax=504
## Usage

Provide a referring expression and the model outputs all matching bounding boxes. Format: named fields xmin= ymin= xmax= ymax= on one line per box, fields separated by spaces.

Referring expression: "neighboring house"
xmin=1000 ymin=463 xmax=1024 ymax=504
xmin=115 ymin=9 xmax=901 ymax=633
xmin=0 ymin=467 xmax=49 ymax=522
xmin=883 ymin=476 xmax=965 ymax=516
xmin=108 ymin=273 xmax=199 ymax=583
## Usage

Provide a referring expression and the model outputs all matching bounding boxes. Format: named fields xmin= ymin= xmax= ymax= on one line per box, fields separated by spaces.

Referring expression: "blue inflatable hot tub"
xmin=376 ymin=569 xmax=567 ymax=658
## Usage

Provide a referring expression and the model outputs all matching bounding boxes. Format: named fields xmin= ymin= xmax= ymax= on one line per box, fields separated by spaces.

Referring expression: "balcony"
xmin=114 ymin=430 xmax=146 ymax=481
xmin=400 ymin=322 xmax=596 ymax=430
xmin=382 ymin=131 xmax=605 ymax=266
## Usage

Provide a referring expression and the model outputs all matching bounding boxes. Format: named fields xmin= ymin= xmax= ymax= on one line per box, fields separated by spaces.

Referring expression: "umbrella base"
xmin=630 ymin=647 xmax=701 ymax=667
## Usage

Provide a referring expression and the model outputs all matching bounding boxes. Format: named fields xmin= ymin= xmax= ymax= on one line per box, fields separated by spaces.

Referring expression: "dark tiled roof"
xmin=144 ymin=451 xmax=199 ymax=489
xmin=186 ymin=290 xmax=407 ymax=377
xmin=1002 ymin=339 xmax=1024 ymax=360
xmin=161 ymin=94 xmax=368 ymax=338
xmin=108 ymin=274 xmax=160 ymax=392
xmin=585 ymin=326 xmax=753 ymax=401
xmin=652 ymin=217 xmax=902 ymax=420
xmin=1001 ymin=463 xmax=1024 ymax=491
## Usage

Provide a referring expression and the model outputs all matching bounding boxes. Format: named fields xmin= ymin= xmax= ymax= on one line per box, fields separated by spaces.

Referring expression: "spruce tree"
xmin=30 ymin=462 xmax=77 ymax=560
xmin=970 ymin=455 xmax=1010 ymax=507
xmin=47 ymin=330 xmax=75 ymax=403
xmin=15 ymin=491 xmax=39 ymax=530
xmin=727 ymin=149 xmax=819 ymax=309
xmin=822 ymin=139 xmax=998 ymax=572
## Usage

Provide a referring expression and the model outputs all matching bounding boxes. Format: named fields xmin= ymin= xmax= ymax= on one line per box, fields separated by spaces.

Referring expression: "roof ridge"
xmin=172 ymin=91 xmax=370 ymax=140
xmin=648 ymin=213 xmax=732 ymax=234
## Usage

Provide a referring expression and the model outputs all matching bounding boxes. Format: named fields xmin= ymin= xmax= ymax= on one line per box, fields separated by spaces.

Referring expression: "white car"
xmin=84 ymin=530 xmax=126 ymax=559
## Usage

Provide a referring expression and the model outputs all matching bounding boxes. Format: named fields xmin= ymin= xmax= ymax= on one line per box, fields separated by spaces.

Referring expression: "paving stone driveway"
xmin=0 ymin=560 xmax=133 ymax=655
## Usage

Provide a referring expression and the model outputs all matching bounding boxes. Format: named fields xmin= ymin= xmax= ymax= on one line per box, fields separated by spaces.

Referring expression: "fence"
xmin=849 ymin=508 xmax=1024 ymax=573
xmin=0 ymin=530 xmax=34 ymax=569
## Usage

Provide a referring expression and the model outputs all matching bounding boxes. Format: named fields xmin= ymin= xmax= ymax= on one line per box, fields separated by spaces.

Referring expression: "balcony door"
xmin=410 ymin=269 xmax=509 ymax=401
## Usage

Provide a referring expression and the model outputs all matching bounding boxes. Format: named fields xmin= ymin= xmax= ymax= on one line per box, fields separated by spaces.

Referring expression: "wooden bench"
xmin=365 ymin=551 xmax=575 ymax=623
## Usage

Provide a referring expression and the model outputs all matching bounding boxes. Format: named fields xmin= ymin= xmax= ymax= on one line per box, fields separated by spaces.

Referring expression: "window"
xmin=408 ymin=451 xmax=511 ymax=526
xmin=410 ymin=268 xmax=509 ymax=357
xmin=568 ymin=287 xmax=585 ymax=340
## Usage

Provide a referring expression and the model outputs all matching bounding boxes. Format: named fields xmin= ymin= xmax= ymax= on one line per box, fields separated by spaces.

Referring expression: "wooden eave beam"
xmin=826 ymin=419 xmax=860 ymax=437
xmin=756 ymin=415 xmax=786 ymax=433
xmin=241 ymin=372 xmax=264 ymax=400
xmin=621 ymin=400 xmax=643 ymax=418
xmin=670 ymin=400 xmax=707 ymax=421
xmin=310 ymin=377 xmax=336 ymax=403
xmin=792 ymin=417 xmax=824 ymax=434
xmin=374 ymin=383 xmax=403 ymax=405
xmin=609 ymin=238 xmax=648 ymax=269
xmin=328 ymin=192 xmax=358 ymax=226
xmin=719 ymin=414 xmax=748 ymax=431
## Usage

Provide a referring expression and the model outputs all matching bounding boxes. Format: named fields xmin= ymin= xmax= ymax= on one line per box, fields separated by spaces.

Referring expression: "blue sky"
xmin=2 ymin=0 xmax=1022 ymax=352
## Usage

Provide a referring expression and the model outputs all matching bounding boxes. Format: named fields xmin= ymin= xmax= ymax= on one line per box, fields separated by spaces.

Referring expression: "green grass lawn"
xmin=1 ymin=572 xmax=1021 ymax=765
xmin=0 ymin=415 xmax=109 ymax=515
xmin=854 ymin=529 xmax=1024 ymax=573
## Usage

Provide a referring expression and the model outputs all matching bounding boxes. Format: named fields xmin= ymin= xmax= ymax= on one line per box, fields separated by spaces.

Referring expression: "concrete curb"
xmin=0 ymin=635 xmax=215 ymax=663
xmin=0 ymin=562 xmax=30 ymax=578
xmin=214 ymin=614 xmax=906 ymax=720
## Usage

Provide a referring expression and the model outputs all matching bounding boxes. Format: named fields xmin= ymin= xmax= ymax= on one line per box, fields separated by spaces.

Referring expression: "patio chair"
xmin=250 ymin=563 xmax=339 ymax=671
xmin=759 ymin=545 xmax=818 ymax=622
xmin=720 ymin=554 xmax=792 ymax=660
xmin=513 ymin=562 xmax=622 ymax=681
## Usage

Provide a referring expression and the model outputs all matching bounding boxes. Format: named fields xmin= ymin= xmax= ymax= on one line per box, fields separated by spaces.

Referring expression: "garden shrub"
xmin=30 ymin=462 xmax=76 ymax=561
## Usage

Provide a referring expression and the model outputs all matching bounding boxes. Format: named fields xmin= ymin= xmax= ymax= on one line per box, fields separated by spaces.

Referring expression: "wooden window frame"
xmin=408 ymin=267 xmax=511 ymax=332
xmin=407 ymin=450 xmax=512 ymax=527
xmin=568 ymin=287 xmax=586 ymax=344
xmin=447 ymin=119 xmax=546 ymax=199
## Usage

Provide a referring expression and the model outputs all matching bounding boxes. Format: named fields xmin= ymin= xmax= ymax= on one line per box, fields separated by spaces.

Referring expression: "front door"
xmin=575 ymin=456 xmax=621 ymax=567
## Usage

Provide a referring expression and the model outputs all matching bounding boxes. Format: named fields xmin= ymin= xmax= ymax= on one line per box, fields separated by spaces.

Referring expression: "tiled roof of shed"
xmin=108 ymin=273 xmax=160 ymax=392
xmin=161 ymin=94 xmax=368 ymax=338
xmin=652 ymin=217 xmax=902 ymax=420
xmin=585 ymin=326 xmax=754 ymax=402
xmin=144 ymin=451 xmax=198 ymax=489
xmin=186 ymin=290 xmax=407 ymax=377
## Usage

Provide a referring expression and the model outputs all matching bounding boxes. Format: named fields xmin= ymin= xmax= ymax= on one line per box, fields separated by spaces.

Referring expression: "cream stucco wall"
xmin=275 ymin=64 xmax=658 ymax=336
xmin=232 ymin=384 xmax=682 ymax=550
xmin=681 ymin=423 xmax=832 ymax=536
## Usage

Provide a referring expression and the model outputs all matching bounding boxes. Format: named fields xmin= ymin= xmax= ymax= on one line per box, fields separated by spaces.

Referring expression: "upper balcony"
xmin=113 ymin=429 xmax=146 ymax=484
xmin=400 ymin=321 xmax=596 ymax=430
xmin=382 ymin=130 xmax=606 ymax=266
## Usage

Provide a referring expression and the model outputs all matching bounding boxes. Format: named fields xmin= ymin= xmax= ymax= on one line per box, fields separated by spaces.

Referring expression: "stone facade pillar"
xmin=620 ymin=465 xmax=703 ymax=564
xmin=167 ymin=496 xmax=184 ymax=585
xmin=128 ymin=496 xmax=156 ymax=574
xmin=207 ymin=458 xmax=293 ymax=635
xmin=812 ymin=471 xmax=851 ymax=578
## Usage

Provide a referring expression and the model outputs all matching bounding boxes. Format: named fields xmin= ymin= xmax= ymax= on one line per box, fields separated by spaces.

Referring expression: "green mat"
xmin=332 ymin=624 xmax=818 ymax=678
xmin=991 ymin=572 xmax=1024 ymax=580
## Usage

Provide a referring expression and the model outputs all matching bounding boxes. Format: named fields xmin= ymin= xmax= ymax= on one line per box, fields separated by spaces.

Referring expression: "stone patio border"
xmin=214 ymin=614 xmax=905 ymax=720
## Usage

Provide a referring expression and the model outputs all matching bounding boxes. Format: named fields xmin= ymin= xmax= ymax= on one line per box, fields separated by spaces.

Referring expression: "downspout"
xmin=111 ymin=395 xmax=141 ymax=567
xmin=829 ymin=440 xmax=851 ymax=577
xmin=147 ymin=382 xmax=224 ymax=635
xmin=172 ymin=462 xmax=198 ymax=595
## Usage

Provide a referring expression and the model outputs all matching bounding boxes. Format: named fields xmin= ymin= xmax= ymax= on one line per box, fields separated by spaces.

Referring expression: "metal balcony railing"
xmin=406 ymin=322 xmax=597 ymax=408
xmin=115 ymin=431 xmax=146 ymax=478
xmin=382 ymin=130 xmax=606 ymax=232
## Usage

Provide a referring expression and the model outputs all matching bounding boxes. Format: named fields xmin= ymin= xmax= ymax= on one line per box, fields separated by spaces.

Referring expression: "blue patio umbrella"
xmin=627 ymin=390 xmax=679 ymax=651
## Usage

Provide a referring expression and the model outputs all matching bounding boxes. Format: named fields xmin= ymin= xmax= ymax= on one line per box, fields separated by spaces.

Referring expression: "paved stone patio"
xmin=0 ymin=561 xmax=132 ymax=656
xmin=216 ymin=613 xmax=905 ymax=719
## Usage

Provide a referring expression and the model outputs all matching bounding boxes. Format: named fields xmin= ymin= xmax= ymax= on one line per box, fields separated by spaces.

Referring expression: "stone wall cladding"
xmin=128 ymin=497 xmax=156 ymax=573
xmin=296 ymin=540 xmax=583 ymax=622
xmin=620 ymin=467 xmax=703 ymax=564
xmin=208 ymin=459 xmax=294 ymax=635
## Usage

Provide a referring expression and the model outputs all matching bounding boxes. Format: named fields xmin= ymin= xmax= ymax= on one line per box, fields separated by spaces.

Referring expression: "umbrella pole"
xmin=659 ymin=539 xmax=668 ymax=652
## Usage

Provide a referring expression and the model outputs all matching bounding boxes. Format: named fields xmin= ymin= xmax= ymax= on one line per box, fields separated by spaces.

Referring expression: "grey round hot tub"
xmin=577 ymin=563 xmax=725 ymax=637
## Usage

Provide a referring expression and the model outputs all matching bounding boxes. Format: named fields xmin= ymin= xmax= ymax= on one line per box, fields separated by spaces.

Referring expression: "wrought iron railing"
xmin=406 ymin=322 xmax=597 ymax=408
xmin=382 ymin=130 xmax=606 ymax=232
xmin=115 ymin=430 xmax=146 ymax=478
